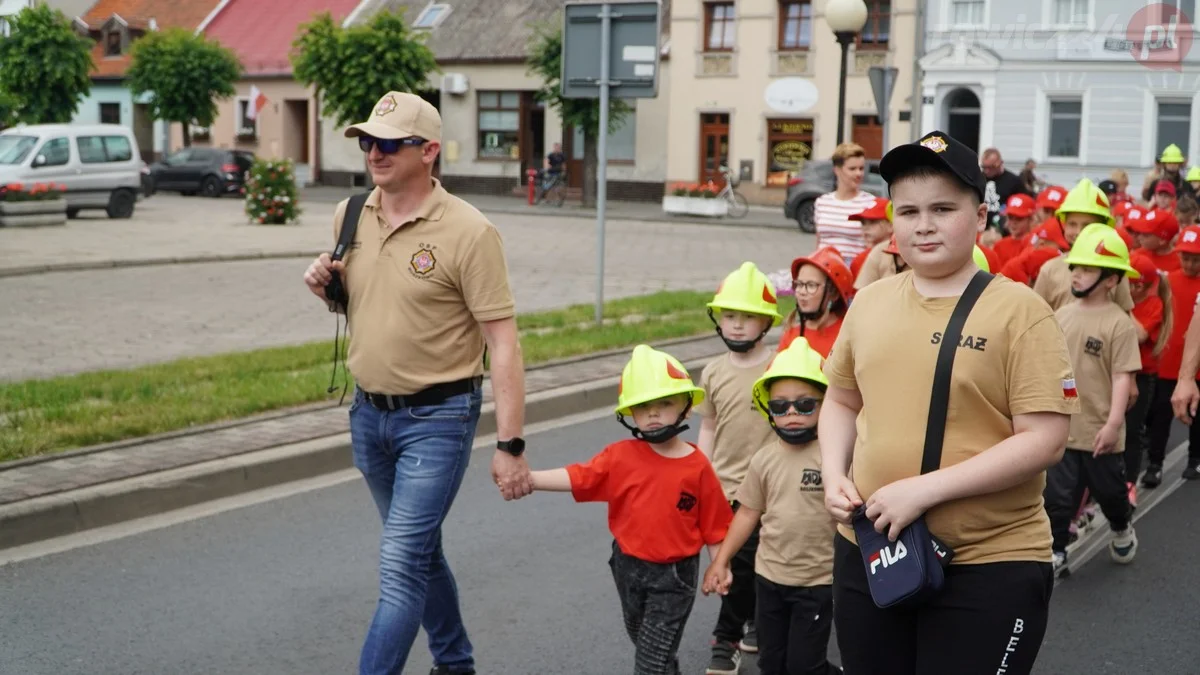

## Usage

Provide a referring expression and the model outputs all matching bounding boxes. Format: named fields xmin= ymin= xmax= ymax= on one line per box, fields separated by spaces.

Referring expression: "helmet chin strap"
xmin=618 ymin=399 xmax=694 ymax=444
xmin=771 ymin=420 xmax=817 ymax=445
xmin=708 ymin=308 xmax=771 ymax=353
xmin=1070 ymin=268 xmax=1118 ymax=298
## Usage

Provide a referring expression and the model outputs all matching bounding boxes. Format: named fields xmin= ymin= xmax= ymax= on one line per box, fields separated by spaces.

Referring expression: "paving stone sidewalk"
xmin=0 ymin=336 xmax=730 ymax=507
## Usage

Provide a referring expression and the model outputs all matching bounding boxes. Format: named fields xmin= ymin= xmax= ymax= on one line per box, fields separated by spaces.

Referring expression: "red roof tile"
xmin=202 ymin=0 xmax=363 ymax=76
xmin=81 ymin=0 xmax=223 ymax=78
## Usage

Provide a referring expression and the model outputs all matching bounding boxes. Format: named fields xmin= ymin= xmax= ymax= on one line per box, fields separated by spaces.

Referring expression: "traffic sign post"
xmin=867 ymin=66 xmax=899 ymax=157
xmin=562 ymin=1 xmax=661 ymax=324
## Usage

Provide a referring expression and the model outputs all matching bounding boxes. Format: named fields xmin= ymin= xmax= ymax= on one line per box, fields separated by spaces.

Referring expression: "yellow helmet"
xmin=615 ymin=345 xmax=706 ymax=416
xmin=973 ymin=245 xmax=991 ymax=273
xmin=1187 ymin=166 xmax=1200 ymax=182
xmin=1161 ymin=144 xmax=1186 ymax=164
xmin=751 ymin=338 xmax=829 ymax=419
xmin=1064 ymin=223 xmax=1140 ymax=279
xmin=707 ymin=262 xmax=783 ymax=325
xmin=1056 ymin=178 xmax=1115 ymax=227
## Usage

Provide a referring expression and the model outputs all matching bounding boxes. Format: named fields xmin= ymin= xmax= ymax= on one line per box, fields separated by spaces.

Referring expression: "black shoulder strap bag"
xmin=323 ymin=192 xmax=371 ymax=402
xmin=852 ymin=269 xmax=994 ymax=608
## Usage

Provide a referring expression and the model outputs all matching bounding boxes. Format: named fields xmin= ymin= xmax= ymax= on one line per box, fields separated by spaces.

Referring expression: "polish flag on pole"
xmin=247 ymin=85 xmax=269 ymax=120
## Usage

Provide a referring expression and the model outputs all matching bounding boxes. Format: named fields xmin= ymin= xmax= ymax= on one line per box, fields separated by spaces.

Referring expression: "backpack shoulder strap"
xmin=332 ymin=192 xmax=371 ymax=261
xmin=921 ymin=270 xmax=994 ymax=475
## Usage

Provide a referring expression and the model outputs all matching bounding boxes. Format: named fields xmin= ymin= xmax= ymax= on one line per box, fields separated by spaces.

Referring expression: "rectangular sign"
xmin=561 ymin=1 xmax=662 ymax=99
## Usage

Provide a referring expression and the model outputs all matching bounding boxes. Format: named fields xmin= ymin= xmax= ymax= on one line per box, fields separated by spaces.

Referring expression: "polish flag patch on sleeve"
xmin=1062 ymin=378 xmax=1078 ymax=399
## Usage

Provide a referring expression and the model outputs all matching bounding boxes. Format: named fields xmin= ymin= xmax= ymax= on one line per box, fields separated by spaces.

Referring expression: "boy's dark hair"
xmin=886 ymin=163 xmax=983 ymax=207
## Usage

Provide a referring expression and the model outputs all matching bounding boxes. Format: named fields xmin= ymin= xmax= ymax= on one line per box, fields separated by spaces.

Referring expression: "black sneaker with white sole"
xmin=739 ymin=621 xmax=758 ymax=654
xmin=1142 ymin=464 xmax=1163 ymax=488
xmin=1184 ymin=461 xmax=1200 ymax=480
xmin=706 ymin=640 xmax=742 ymax=675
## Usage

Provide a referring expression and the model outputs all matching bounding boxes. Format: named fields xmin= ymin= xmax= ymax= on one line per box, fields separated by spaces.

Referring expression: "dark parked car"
xmin=783 ymin=159 xmax=888 ymax=233
xmin=146 ymin=148 xmax=255 ymax=198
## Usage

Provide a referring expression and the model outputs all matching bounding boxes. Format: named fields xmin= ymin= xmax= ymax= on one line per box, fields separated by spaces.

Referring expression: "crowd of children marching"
xmin=519 ymin=139 xmax=1199 ymax=675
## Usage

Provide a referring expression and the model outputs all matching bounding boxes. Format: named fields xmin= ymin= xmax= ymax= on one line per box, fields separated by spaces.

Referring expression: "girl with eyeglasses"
xmin=778 ymin=247 xmax=854 ymax=359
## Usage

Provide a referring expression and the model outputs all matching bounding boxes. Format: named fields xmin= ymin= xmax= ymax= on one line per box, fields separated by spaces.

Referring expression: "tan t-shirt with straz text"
xmin=1034 ymin=256 xmax=1135 ymax=313
xmin=334 ymin=181 xmax=516 ymax=395
xmin=824 ymin=272 xmax=1080 ymax=565
xmin=695 ymin=354 xmax=776 ymax=500
xmin=1056 ymin=302 xmax=1143 ymax=452
xmin=736 ymin=439 xmax=836 ymax=587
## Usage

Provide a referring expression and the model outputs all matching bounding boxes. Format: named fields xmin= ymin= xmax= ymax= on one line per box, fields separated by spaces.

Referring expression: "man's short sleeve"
xmin=460 ymin=226 xmax=516 ymax=322
xmin=823 ymin=306 xmax=857 ymax=389
xmin=566 ymin=447 xmax=614 ymax=503
xmin=695 ymin=362 xmax=717 ymax=418
xmin=734 ymin=452 xmax=767 ymax=512
xmin=1007 ymin=315 xmax=1081 ymax=416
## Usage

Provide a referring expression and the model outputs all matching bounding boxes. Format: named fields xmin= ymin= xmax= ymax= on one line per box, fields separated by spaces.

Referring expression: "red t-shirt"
xmin=850 ymin=248 xmax=871 ymax=279
xmin=567 ymin=439 xmax=732 ymax=563
xmin=777 ymin=315 xmax=844 ymax=357
xmin=1156 ymin=271 xmax=1200 ymax=380
xmin=1132 ymin=295 xmax=1164 ymax=374
xmin=1143 ymin=250 xmax=1181 ymax=273
xmin=998 ymin=248 xmax=1060 ymax=286
xmin=993 ymin=236 xmax=1029 ymax=267
xmin=979 ymin=245 xmax=1002 ymax=274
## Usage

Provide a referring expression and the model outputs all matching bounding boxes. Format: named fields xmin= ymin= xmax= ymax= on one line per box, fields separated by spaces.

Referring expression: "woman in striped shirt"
xmin=814 ymin=143 xmax=878 ymax=264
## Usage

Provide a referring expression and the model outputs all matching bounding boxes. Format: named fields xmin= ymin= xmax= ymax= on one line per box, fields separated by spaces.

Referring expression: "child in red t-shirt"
xmin=994 ymin=193 xmax=1037 ymax=265
xmin=1144 ymin=226 xmax=1200 ymax=487
xmin=1128 ymin=209 xmax=1181 ymax=273
xmin=530 ymin=345 xmax=732 ymax=673
xmin=847 ymin=198 xmax=893 ymax=279
xmin=998 ymin=217 xmax=1068 ymax=286
xmin=1153 ymin=180 xmax=1178 ymax=212
xmin=1125 ymin=253 xmax=1173 ymax=502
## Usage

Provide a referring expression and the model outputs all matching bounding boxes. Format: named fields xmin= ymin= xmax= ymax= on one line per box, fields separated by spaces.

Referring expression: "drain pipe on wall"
xmin=909 ymin=0 xmax=926 ymax=141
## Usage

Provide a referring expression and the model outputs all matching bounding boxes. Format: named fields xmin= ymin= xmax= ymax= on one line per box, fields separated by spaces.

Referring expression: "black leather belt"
xmin=360 ymin=376 xmax=482 ymax=411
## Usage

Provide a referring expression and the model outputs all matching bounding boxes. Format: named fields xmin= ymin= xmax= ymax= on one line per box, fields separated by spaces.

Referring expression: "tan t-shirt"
xmin=695 ymin=354 xmax=776 ymax=499
xmin=853 ymin=240 xmax=901 ymax=290
xmin=334 ymin=181 xmax=516 ymax=394
xmin=824 ymin=272 xmax=1080 ymax=565
xmin=736 ymin=439 xmax=836 ymax=587
xmin=1056 ymin=302 xmax=1142 ymax=452
xmin=1034 ymin=256 xmax=1134 ymax=312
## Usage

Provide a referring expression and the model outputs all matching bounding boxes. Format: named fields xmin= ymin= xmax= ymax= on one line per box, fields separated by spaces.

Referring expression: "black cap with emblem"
xmin=879 ymin=130 xmax=987 ymax=202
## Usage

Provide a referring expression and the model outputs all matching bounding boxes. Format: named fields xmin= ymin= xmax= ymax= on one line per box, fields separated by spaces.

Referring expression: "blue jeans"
xmin=350 ymin=387 xmax=483 ymax=675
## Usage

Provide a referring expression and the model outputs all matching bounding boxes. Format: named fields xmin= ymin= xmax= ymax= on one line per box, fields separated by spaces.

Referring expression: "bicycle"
xmin=534 ymin=169 xmax=566 ymax=207
xmin=718 ymin=165 xmax=750 ymax=218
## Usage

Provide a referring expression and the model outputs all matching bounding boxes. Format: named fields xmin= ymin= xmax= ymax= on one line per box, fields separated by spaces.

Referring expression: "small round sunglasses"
xmin=359 ymin=135 xmax=427 ymax=154
xmin=765 ymin=397 xmax=822 ymax=417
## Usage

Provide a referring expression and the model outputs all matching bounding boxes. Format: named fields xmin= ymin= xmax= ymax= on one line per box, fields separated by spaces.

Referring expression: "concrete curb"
xmin=0 ymin=347 xmax=724 ymax=551
xmin=479 ymin=203 xmax=797 ymax=232
xmin=0 ymin=250 xmax=325 ymax=279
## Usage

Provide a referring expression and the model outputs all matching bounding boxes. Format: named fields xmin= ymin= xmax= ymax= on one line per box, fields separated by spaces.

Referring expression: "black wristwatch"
xmin=497 ymin=437 xmax=526 ymax=457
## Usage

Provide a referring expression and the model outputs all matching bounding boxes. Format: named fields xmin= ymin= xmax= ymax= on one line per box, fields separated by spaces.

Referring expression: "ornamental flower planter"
xmin=662 ymin=196 xmax=728 ymax=218
xmin=0 ymin=182 xmax=68 ymax=227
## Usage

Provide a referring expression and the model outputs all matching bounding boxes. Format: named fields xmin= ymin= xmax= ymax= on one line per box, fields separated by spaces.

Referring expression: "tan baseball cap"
xmin=344 ymin=91 xmax=441 ymax=142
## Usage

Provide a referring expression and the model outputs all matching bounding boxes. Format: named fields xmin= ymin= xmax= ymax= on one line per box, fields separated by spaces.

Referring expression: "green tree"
xmin=0 ymin=5 xmax=93 ymax=125
xmin=127 ymin=28 xmax=242 ymax=147
xmin=527 ymin=19 xmax=632 ymax=207
xmin=292 ymin=10 xmax=439 ymax=181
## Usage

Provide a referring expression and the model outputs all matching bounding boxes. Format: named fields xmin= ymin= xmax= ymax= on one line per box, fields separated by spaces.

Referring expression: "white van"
xmin=0 ymin=123 xmax=143 ymax=219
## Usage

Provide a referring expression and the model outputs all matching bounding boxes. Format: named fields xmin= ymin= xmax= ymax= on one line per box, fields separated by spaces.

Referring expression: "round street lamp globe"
xmin=826 ymin=0 xmax=868 ymax=33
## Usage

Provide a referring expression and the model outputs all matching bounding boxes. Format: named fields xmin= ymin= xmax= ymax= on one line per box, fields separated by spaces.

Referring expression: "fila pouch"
xmin=853 ymin=270 xmax=992 ymax=609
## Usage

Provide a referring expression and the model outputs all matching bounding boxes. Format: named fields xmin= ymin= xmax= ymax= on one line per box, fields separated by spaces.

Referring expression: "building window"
xmin=105 ymin=30 xmax=122 ymax=56
xmin=477 ymin=91 xmax=520 ymax=160
xmin=236 ymin=98 xmax=257 ymax=139
xmin=1157 ymin=101 xmax=1192 ymax=158
xmin=413 ymin=3 xmax=450 ymax=28
xmin=1052 ymin=0 xmax=1088 ymax=26
xmin=766 ymin=118 xmax=814 ymax=186
xmin=1163 ymin=0 xmax=1196 ymax=24
xmin=99 ymin=102 xmax=120 ymax=125
xmin=571 ymin=115 xmax=637 ymax=163
xmin=704 ymin=3 xmax=736 ymax=52
xmin=857 ymin=0 xmax=890 ymax=49
xmin=1048 ymin=99 xmax=1082 ymax=158
xmin=951 ymin=0 xmax=985 ymax=25
xmin=0 ymin=17 xmax=10 ymax=37
xmin=779 ymin=1 xmax=812 ymax=50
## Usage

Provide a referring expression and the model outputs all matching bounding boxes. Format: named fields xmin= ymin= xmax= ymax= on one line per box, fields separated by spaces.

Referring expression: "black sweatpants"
xmin=1045 ymin=449 xmax=1132 ymax=553
xmin=609 ymin=541 xmax=699 ymax=675
xmin=1124 ymin=373 xmax=1156 ymax=482
xmin=755 ymin=576 xmax=840 ymax=675
xmin=712 ymin=503 xmax=759 ymax=644
xmin=833 ymin=535 xmax=1053 ymax=675
xmin=1147 ymin=377 xmax=1200 ymax=467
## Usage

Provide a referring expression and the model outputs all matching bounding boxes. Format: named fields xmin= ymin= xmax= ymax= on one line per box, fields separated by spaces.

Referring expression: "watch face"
xmin=503 ymin=437 xmax=525 ymax=455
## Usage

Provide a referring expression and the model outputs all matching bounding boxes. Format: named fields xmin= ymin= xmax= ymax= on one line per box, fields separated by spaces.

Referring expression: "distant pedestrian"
xmin=813 ymin=143 xmax=877 ymax=265
xmin=303 ymin=91 xmax=530 ymax=675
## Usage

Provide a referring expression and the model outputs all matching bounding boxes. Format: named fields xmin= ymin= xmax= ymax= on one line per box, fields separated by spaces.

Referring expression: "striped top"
xmin=814 ymin=191 xmax=877 ymax=260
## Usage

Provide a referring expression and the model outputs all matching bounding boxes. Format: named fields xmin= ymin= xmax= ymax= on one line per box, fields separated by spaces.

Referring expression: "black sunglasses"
xmin=359 ymin=135 xmax=426 ymax=154
xmin=765 ymin=398 xmax=822 ymax=417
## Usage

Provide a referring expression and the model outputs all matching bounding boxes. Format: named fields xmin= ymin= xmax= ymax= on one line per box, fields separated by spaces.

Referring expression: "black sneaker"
xmin=1184 ymin=462 xmax=1200 ymax=480
xmin=738 ymin=621 xmax=758 ymax=654
xmin=1142 ymin=464 xmax=1163 ymax=488
xmin=706 ymin=640 xmax=742 ymax=675
xmin=430 ymin=667 xmax=475 ymax=675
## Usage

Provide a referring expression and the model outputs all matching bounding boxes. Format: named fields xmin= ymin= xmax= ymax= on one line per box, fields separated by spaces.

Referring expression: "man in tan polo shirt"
xmin=303 ymin=92 xmax=529 ymax=675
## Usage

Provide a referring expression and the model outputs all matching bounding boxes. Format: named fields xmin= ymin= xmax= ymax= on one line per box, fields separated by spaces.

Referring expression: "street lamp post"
xmin=826 ymin=0 xmax=869 ymax=145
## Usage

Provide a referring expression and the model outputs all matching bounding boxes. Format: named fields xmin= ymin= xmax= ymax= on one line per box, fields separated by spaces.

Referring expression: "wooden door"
xmin=698 ymin=113 xmax=730 ymax=187
xmin=562 ymin=125 xmax=584 ymax=188
xmin=852 ymin=115 xmax=883 ymax=159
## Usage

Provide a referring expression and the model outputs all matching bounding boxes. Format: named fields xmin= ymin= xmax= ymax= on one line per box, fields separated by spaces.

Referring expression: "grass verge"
xmin=0 ymin=290 xmax=795 ymax=462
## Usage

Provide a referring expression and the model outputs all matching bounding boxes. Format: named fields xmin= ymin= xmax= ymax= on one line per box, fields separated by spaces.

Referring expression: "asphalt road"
xmin=1 ymin=414 xmax=1196 ymax=675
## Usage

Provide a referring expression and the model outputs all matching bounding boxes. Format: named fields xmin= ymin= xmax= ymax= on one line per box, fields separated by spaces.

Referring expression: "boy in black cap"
xmin=820 ymin=131 xmax=1078 ymax=675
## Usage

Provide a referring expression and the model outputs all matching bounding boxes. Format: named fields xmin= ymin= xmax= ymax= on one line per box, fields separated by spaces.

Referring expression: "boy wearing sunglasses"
xmin=702 ymin=338 xmax=841 ymax=675
xmin=530 ymin=345 xmax=732 ymax=675
xmin=696 ymin=262 xmax=784 ymax=673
